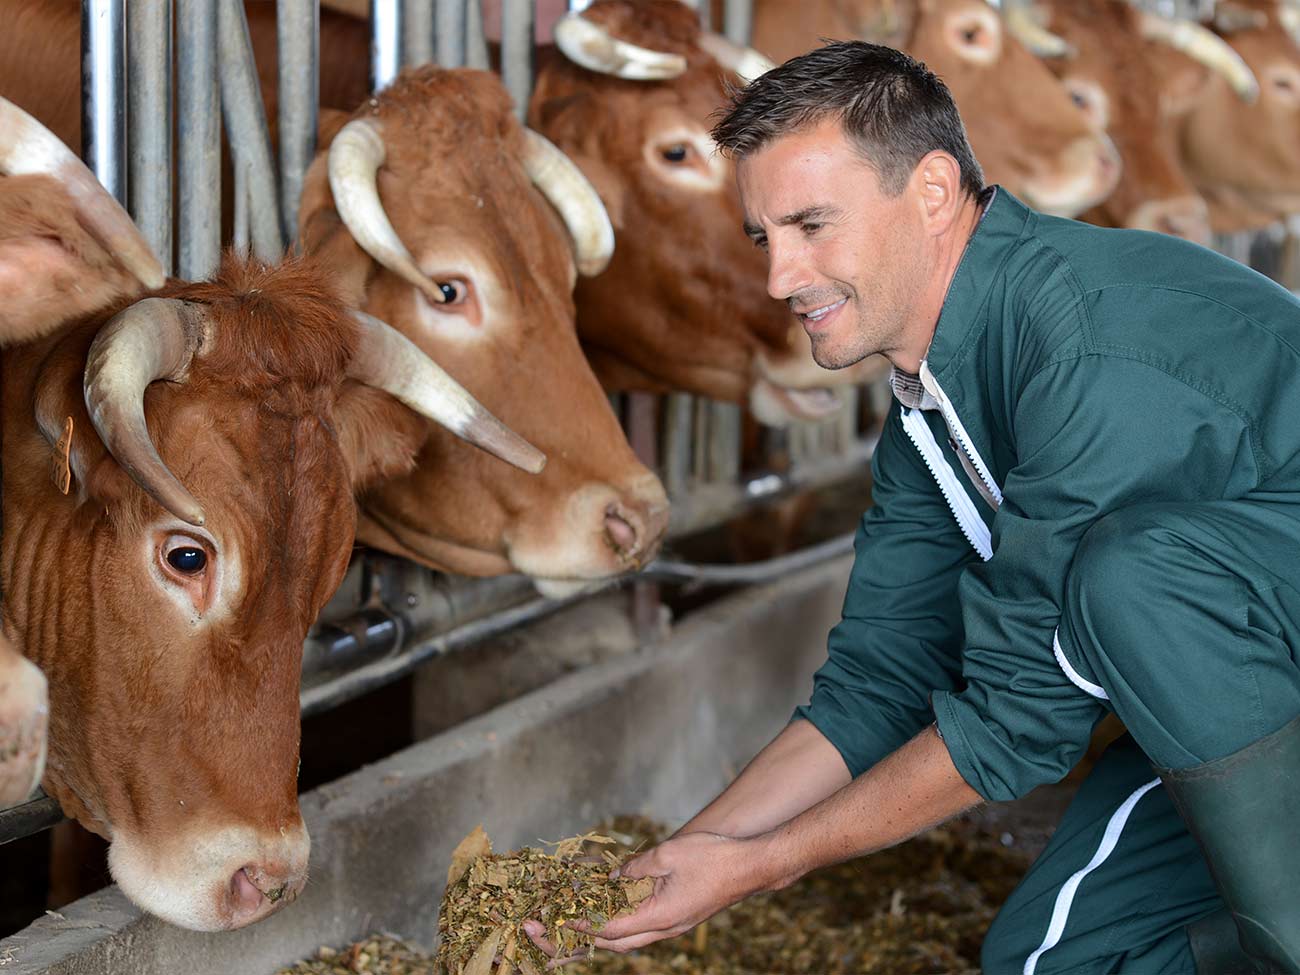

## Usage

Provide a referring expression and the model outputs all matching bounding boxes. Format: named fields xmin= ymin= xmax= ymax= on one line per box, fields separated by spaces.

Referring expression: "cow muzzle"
xmin=0 ymin=647 xmax=48 ymax=807
xmin=108 ymin=819 xmax=310 ymax=930
xmin=1022 ymin=133 xmax=1122 ymax=218
xmin=1126 ymin=196 xmax=1212 ymax=245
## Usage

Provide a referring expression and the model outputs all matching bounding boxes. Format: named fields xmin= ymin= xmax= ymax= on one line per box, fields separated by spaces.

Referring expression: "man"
xmin=527 ymin=41 xmax=1300 ymax=972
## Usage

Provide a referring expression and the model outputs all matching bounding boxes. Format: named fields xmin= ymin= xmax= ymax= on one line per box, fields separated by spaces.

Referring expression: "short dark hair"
xmin=712 ymin=41 xmax=984 ymax=198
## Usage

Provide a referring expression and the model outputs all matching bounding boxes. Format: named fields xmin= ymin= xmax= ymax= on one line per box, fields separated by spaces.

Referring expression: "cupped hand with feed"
xmin=523 ymin=830 xmax=784 ymax=966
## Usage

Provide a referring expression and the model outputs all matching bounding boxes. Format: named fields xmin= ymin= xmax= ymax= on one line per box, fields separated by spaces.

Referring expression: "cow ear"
xmin=0 ymin=174 xmax=145 ymax=347
xmin=332 ymin=383 xmax=430 ymax=491
xmin=297 ymin=110 xmax=374 ymax=307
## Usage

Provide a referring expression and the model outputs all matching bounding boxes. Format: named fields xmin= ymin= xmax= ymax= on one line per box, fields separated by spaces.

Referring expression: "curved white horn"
xmin=0 ymin=96 xmax=164 ymax=291
xmin=521 ymin=130 xmax=615 ymax=277
xmin=328 ymin=118 xmax=448 ymax=305
xmin=83 ymin=298 xmax=208 ymax=526
xmin=348 ymin=311 xmax=545 ymax=474
xmin=1001 ymin=1 xmax=1075 ymax=58
xmin=554 ymin=12 xmax=688 ymax=80
xmin=1139 ymin=12 xmax=1260 ymax=103
xmin=697 ymin=31 xmax=776 ymax=84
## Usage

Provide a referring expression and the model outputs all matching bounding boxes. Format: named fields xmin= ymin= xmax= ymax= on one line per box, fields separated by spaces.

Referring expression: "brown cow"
xmin=531 ymin=0 xmax=884 ymax=424
xmin=1177 ymin=0 xmax=1300 ymax=231
xmin=0 ymin=97 xmax=541 ymax=930
xmin=298 ymin=67 xmax=669 ymax=592
xmin=748 ymin=0 xmax=1121 ymax=219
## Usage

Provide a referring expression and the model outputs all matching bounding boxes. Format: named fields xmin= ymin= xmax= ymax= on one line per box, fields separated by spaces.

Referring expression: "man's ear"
xmin=297 ymin=109 xmax=375 ymax=308
xmin=915 ymin=151 xmax=964 ymax=234
xmin=0 ymin=174 xmax=147 ymax=347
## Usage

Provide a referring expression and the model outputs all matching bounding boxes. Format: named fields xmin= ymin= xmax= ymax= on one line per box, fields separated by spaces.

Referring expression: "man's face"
xmin=739 ymin=119 xmax=929 ymax=370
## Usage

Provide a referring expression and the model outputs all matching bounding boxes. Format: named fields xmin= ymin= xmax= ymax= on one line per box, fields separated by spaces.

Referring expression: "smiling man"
xmin=526 ymin=40 xmax=1300 ymax=973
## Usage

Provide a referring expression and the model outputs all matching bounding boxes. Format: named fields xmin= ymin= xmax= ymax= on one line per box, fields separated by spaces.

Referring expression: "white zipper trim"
xmin=919 ymin=361 xmax=1004 ymax=508
xmin=1023 ymin=778 xmax=1162 ymax=975
xmin=1053 ymin=628 xmax=1110 ymax=701
xmin=900 ymin=407 xmax=993 ymax=561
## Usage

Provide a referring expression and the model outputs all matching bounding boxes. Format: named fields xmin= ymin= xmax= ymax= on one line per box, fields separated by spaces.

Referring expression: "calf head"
xmin=299 ymin=67 xmax=668 ymax=591
xmin=534 ymin=0 xmax=881 ymax=426
xmin=1 ymin=252 xmax=539 ymax=930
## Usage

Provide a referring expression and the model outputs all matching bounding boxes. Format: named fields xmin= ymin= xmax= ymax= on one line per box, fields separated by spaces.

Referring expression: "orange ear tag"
xmin=51 ymin=416 xmax=73 ymax=495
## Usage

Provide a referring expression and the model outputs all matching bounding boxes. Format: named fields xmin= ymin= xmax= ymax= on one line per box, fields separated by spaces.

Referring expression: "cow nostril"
xmin=603 ymin=506 xmax=639 ymax=558
xmin=230 ymin=867 xmax=264 ymax=912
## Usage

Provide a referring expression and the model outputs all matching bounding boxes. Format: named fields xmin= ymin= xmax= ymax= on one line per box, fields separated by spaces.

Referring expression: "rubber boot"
xmin=1187 ymin=909 xmax=1257 ymax=975
xmin=1159 ymin=714 xmax=1300 ymax=974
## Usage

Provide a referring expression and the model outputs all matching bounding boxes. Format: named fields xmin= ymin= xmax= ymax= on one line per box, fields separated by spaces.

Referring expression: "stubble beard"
xmin=808 ymin=295 xmax=881 ymax=370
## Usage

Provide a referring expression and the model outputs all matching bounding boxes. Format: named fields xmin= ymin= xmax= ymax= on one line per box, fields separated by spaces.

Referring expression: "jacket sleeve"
xmin=933 ymin=353 xmax=1260 ymax=801
xmin=794 ymin=399 xmax=979 ymax=778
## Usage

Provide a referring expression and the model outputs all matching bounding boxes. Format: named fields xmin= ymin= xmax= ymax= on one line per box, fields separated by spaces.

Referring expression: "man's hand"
xmin=524 ymin=831 xmax=780 ymax=964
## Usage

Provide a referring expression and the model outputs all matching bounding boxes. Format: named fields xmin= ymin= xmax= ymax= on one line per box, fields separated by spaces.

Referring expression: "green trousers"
xmin=982 ymin=500 xmax=1300 ymax=973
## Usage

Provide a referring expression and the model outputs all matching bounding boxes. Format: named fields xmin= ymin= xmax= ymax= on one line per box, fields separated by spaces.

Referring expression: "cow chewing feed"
xmin=0 ymin=96 xmax=544 ymax=931
xmin=532 ymin=0 xmax=884 ymax=426
xmin=299 ymin=67 xmax=669 ymax=593
xmin=749 ymin=0 xmax=1122 ymax=220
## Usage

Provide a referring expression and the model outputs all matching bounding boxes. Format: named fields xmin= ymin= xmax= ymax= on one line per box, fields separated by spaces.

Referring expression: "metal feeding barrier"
xmin=0 ymin=0 xmax=881 ymax=846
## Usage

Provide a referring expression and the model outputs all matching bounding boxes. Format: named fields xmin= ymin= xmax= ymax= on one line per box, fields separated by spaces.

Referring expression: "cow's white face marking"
xmin=410 ymin=249 xmax=499 ymax=346
xmin=945 ymin=6 xmax=1002 ymax=65
xmin=644 ymin=125 xmax=727 ymax=192
xmin=145 ymin=521 xmax=240 ymax=626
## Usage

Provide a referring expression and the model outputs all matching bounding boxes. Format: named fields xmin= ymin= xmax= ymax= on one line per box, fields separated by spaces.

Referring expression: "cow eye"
xmin=962 ymin=24 xmax=981 ymax=43
xmin=1070 ymin=90 xmax=1089 ymax=109
xmin=167 ymin=547 xmax=206 ymax=574
xmin=662 ymin=144 xmax=690 ymax=163
xmin=438 ymin=280 xmax=468 ymax=304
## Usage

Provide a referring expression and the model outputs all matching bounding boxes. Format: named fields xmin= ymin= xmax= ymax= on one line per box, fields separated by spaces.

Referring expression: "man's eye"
xmin=801 ymin=223 xmax=822 ymax=235
xmin=752 ymin=236 xmax=768 ymax=250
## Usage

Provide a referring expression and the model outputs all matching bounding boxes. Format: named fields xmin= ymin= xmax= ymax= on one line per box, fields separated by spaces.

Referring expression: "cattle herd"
xmin=0 ymin=0 xmax=1297 ymax=940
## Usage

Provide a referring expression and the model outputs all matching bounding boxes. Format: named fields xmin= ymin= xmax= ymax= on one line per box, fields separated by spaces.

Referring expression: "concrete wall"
xmin=0 ymin=556 xmax=851 ymax=975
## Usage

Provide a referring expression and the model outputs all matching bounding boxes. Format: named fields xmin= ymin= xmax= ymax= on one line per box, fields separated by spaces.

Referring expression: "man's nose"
xmin=766 ymin=240 xmax=812 ymax=301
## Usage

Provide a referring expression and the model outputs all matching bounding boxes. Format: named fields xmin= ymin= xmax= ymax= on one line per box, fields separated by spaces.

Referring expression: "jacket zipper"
xmin=900 ymin=407 xmax=993 ymax=561
xmin=919 ymin=361 xmax=1004 ymax=509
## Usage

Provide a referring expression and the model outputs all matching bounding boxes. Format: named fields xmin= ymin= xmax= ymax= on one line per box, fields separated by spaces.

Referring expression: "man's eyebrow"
xmin=743 ymin=205 xmax=840 ymax=238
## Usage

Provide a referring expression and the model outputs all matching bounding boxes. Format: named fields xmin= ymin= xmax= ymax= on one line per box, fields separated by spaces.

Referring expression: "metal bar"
xmin=278 ymin=0 xmax=318 ymax=246
xmin=722 ymin=0 xmax=753 ymax=45
xmin=402 ymin=0 xmax=434 ymax=67
xmin=645 ymin=530 xmax=855 ymax=586
xmin=706 ymin=401 xmax=742 ymax=482
xmin=662 ymin=392 xmax=695 ymax=498
xmin=127 ymin=0 xmax=172 ymax=272
xmin=217 ymin=0 xmax=285 ymax=261
xmin=372 ymin=0 xmax=402 ymax=90
xmin=464 ymin=0 xmax=489 ymax=70
xmin=176 ymin=0 xmax=221 ymax=280
xmin=435 ymin=0 xmax=466 ymax=68
xmin=82 ymin=0 xmax=126 ymax=203
xmin=232 ymin=162 xmax=251 ymax=255
xmin=501 ymin=0 xmax=535 ymax=120
xmin=626 ymin=393 xmax=662 ymax=642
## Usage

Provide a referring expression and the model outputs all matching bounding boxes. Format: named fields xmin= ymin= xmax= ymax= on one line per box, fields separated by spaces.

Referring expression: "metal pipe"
xmin=402 ymin=0 xmax=435 ymax=67
xmin=723 ymin=0 xmax=753 ymax=45
xmin=465 ymin=0 xmax=489 ymax=70
xmin=706 ymin=401 xmax=742 ymax=482
xmin=501 ymin=0 xmax=535 ymax=120
xmin=176 ymin=0 xmax=221 ymax=280
xmin=278 ymin=0 xmax=318 ymax=246
xmin=218 ymin=0 xmax=285 ymax=261
xmin=626 ymin=392 xmax=662 ymax=641
xmin=372 ymin=0 xmax=402 ymax=90
xmin=644 ymin=530 xmax=856 ymax=586
xmin=127 ymin=0 xmax=172 ymax=272
xmin=82 ymin=0 xmax=126 ymax=203
xmin=436 ymin=0 xmax=466 ymax=68
xmin=662 ymin=392 xmax=695 ymax=498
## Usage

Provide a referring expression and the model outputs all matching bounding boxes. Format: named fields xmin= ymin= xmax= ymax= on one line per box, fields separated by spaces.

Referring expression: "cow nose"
xmin=1127 ymin=197 xmax=1211 ymax=245
xmin=592 ymin=475 xmax=669 ymax=570
xmin=604 ymin=505 xmax=639 ymax=555
xmin=228 ymin=861 xmax=307 ymax=925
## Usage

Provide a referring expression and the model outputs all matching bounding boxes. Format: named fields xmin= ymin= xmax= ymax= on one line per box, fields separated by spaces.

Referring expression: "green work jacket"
xmin=795 ymin=189 xmax=1300 ymax=802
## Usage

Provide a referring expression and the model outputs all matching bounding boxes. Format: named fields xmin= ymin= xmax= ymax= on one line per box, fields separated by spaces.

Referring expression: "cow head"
xmin=748 ymin=0 xmax=1122 ymax=218
xmin=2 ymin=241 xmax=541 ymax=930
xmin=531 ymin=0 xmax=881 ymax=427
xmin=299 ymin=67 xmax=668 ymax=591
xmin=1177 ymin=0 xmax=1300 ymax=230
xmin=1025 ymin=0 xmax=1214 ymax=242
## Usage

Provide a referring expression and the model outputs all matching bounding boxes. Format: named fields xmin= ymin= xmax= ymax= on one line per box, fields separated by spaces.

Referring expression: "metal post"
xmin=465 ymin=0 xmax=489 ymax=70
xmin=82 ymin=0 xmax=126 ymax=203
xmin=436 ymin=0 xmax=466 ymax=68
xmin=278 ymin=0 xmax=318 ymax=246
xmin=501 ymin=0 xmax=534 ymax=120
xmin=232 ymin=161 xmax=251 ymax=257
xmin=176 ymin=0 xmax=221 ymax=280
xmin=402 ymin=0 xmax=435 ymax=67
xmin=372 ymin=0 xmax=402 ymax=91
xmin=127 ymin=0 xmax=172 ymax=272
xmin=626 ymin=393 xmax=662 ymax=642
xmin=706 ymin=401 xmax=742 ymax=482
xmin=218 ymin=0 xmax=285 ymax=261
xmin=723 ymin=0 xmax=753 ymax=45
xmin=662 ymin=392 xmax=695 ymax=498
